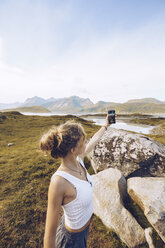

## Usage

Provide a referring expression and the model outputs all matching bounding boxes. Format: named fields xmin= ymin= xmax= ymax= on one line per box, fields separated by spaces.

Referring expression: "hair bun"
xmin=40 ymin=128 xmax=62 ymax=153
xmin=53 ymin=129 xmax=62 ymax=148
xmin=40 ymin=121 xmax=85 ymax=159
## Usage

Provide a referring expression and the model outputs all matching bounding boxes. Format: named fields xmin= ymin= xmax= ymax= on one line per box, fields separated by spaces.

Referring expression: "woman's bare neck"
xmin=61 ymin=155 xmax=79 ymax=169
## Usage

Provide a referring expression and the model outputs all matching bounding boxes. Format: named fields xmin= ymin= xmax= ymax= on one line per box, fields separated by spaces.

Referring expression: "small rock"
xmin=144 ymin=227 xmax=155 ymax=248
xmin=8 ymin=143 xmax=14 ymax=147
xmin=0 ymin=115 xmax=7 ymax=120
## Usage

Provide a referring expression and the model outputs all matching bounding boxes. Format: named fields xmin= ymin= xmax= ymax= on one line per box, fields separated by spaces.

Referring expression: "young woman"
xmin=40 ymin=115 xmax=110 ymax=248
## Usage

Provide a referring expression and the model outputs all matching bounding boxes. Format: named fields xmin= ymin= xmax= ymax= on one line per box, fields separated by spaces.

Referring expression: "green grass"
xmin=0 ymin=112 xmax=164 ymax=248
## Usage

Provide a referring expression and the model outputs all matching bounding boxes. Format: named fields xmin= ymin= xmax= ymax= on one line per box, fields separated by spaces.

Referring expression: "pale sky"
xmin=0 ymin=0 xmax=165 ymax=104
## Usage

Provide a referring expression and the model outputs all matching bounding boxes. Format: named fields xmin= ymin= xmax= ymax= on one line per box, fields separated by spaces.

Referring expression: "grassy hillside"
xmin=1 ymin=106 xmax=51 ymax=113
xmin=0 ymin=112 xmax=164 ymax=248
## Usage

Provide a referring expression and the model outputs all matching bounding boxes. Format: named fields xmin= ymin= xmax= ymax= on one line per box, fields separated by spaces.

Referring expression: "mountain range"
xmin=1 ymin=96 xmax=165 ymax=114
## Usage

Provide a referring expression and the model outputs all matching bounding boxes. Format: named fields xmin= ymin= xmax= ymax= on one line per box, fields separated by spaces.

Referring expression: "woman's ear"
xmin=70 ymin=147 xmax=75 ymax=154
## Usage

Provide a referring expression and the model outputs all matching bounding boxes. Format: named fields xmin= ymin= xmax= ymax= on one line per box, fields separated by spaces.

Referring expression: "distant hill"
xmin=107 ymin=102 xmax=165 ymax=114
xmin=126 ymin=98 xmax=165 ymax=104
xmin=82 ymin=101 xmax=118 ymax=113
xmin=0 ymin=97 xmax=56 ymax=111
xmin=0 ymin=102 xmax=21 ymax=110
xmin=20 ymin=96 xmax=56 ymax=107
xmin=47 ymin=96 xmax=94 ymax=113
xmin=83 ymin=101 xmax=165 ymax=114
xmin=1 ymin=106 xmax=51 ymax=113
xmin=1 ymin=96 xmax=165 ymax=114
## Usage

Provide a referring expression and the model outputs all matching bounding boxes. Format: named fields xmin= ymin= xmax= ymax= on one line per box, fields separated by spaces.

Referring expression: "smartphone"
xmin=108 ymin=110 xmax=116 ymax=124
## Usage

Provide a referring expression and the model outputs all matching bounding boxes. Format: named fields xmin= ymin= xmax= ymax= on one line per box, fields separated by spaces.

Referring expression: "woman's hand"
xmin=105 ymin=114 xmax=110 ymax=128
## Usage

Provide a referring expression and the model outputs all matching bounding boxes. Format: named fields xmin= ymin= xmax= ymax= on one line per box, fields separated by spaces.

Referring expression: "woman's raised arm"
xmin=83 ymin=114 xmax=110 ymax=157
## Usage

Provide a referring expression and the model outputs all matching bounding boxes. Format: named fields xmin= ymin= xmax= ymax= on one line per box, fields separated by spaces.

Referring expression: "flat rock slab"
xmin=128 ymin=177 xmax=165 ymax=243
xmin=90 ymin=127 xmax=165 ymax=177
xmin=92 ymin=168 xmax=146 ymax=247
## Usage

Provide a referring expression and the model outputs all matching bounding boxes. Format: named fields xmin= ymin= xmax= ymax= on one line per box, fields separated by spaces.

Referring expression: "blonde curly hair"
xmin=40 ymin=120 xmax=86 ymax=158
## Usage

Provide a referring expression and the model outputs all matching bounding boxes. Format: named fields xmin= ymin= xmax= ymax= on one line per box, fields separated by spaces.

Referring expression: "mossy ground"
xmin=0 ymin=112 xmax=164 ymax=248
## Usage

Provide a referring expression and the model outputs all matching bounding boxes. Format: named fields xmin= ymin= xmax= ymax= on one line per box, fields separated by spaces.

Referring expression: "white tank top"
xmin=51 ymin=157 xmax=94 ymax=229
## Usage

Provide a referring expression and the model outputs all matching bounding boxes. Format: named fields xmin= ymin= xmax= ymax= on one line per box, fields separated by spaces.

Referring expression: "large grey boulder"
xmin=92 ymin=168 xmax=146 ymax=247
xmin=127 ymin=177 xmax=165 ymax=243
xmin=90 ymin=127 xmax=165 ymax=177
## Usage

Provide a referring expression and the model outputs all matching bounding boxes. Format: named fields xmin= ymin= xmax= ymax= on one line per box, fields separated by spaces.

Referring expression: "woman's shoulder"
xmin=51 ymin=170 xmax=67 ymax=184
xmin=47 ymin=174 xmax=66 ymax=208
xmin=49 ymin=172 xmax=68 ymax=198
